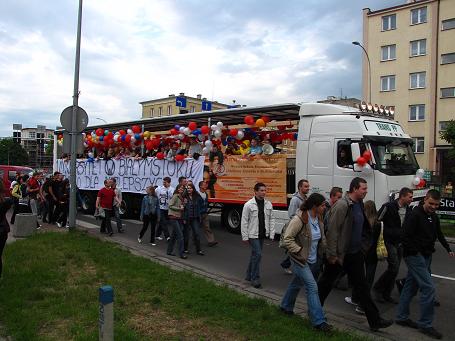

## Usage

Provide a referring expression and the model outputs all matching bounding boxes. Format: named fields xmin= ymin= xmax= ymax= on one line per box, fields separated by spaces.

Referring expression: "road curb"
xmin=76 ymin=219 xmax=406 ymax=341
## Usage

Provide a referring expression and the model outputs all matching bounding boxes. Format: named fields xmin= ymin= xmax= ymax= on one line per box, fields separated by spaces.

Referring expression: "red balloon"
xmin=244 ymin=115 xmax=255 ymax=125
xmin=156 ymin=152 xmax=165 ymax=160
xmin=132 ymin=125 xmax=141 ymax=134
xmin=188 ymin=122 xmax=197 ymax=131
xmin=229 ymin=129 xmax=238 ymax=137
xmin=277 ymin=125 xmax=286 ymax=131
xmin=363 ymin=150 xmax=372 ymax=161
xmin=175 ymin=154 xmax=185 ymax=162
xmin=125 ymin=135 xmax=132 ymax=143
xmin=261 ymin=116 xmax=270 ymax=123
xmin=96 ymin=128 xmax=104 ymax=136
xmin=356 ymin=156 xmax=367 ymax=166
xmin=119 ymin=130 xmax=126 ymax=135
xmin=170 ymin=128 xmax=178 ymax=135
xmin=107 ymin=132 xmax=113 ymax=138
xmin=201 ymin=125 xmax=210 ymax=134
xmin=418 ymin=178 xmax=426 ymax=188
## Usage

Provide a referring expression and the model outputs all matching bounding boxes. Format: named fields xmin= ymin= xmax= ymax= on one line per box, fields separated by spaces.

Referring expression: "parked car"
xmin=0 ymin=165 xmax=34 ymax=198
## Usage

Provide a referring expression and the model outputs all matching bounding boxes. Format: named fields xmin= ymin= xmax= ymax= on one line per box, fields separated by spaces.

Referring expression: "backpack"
xmin=279 ymin=215 xmax=304 ymax=249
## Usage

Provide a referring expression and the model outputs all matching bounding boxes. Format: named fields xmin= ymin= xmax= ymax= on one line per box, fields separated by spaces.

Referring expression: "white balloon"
xmin=202 ymin=147 xmax=209 ymax=155
xmin=353 ymin=163 xmax=363 ymax=172
xmin=236 ymin=130 xmax=244 ymax=140
xmin=216 ymin=121 xmax=224 ymax=128
xmin=88 ymin=152 xmax=94 ymax=158
xmin=205 ymin=140 xmax=212 ymax=147
xmin=127 ymin=129 xmax=133 ymax=135
xmin=184 ymin=127 xmax=191 ymax=135
xmin=113 ymin=135 xmax=118 ymax=142
xmin=214 ymin=129 xmax=222 ymax=138
xmin=416 ymin=168 xmax=425 ymax=177
xmin=412 ymin=177 xmax=421 ymax=186
xmin=131 ymin=136 xmax=136 ymax=143
xmin=83 ymin=142 xmax=88 ymax=147
xmin=211 ymin=124 xmax=218 ymax=131
xmin=179 ymin=127 xmax=185 ymax=133
xmin=178 ymin=133 xmax=184 ymax=140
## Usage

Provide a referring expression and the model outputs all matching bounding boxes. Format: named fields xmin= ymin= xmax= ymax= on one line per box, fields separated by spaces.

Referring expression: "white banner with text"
xmin=56 ymin=157 xmax=205 ymax=193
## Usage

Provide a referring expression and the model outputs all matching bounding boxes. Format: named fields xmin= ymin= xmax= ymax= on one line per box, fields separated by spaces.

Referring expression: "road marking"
xmin=432 ymin=274 xmax=455 ymax=281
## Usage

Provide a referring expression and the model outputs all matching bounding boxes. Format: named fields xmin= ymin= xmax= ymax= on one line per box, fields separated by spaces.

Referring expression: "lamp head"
xmin=352 ymin=41 xmax=360 ymax=46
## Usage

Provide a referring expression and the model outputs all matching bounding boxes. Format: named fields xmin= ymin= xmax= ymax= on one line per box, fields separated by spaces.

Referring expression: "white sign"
xmin=56 ymin=157 xmax=205 ymax=193
xmin=364 ymin=120 xmax=405 ymax=135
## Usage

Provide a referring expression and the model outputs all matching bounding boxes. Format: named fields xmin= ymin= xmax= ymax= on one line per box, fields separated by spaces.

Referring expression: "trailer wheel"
xmin=221 ymin=206 xmax=242 ymax=234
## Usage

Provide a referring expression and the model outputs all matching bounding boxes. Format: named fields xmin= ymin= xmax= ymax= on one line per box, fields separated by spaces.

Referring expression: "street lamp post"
xmin=352 ymin=41 xmax=372 ymax=103
xmin=94 ymin=117 xmax=107 ymax=124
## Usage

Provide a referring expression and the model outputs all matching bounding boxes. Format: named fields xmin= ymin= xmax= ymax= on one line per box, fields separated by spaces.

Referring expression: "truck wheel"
xmin=221 ymin=206 xmax=242 ymax=234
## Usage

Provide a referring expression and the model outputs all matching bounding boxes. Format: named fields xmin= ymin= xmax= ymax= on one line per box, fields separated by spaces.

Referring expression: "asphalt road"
xmin=78 ymin=213 xmax=455 ymax=340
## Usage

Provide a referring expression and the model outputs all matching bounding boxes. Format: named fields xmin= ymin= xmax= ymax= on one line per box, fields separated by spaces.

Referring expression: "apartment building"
xmin=12 ymin=124 xmax=53 ymax=169
xmin=140 ymin=93 xmax=230 ymax=119
xmin=362 ymin=0 xmax=455 ymax=182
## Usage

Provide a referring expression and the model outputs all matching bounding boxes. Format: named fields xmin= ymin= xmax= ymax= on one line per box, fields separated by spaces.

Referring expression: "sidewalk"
xmin=76 ymin=219 xmax=434 ymax=341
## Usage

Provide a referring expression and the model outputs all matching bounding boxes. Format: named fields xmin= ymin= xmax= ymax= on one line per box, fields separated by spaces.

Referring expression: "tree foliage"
xmin=0 ymin=138 xmax=29 ymax=165
xmin=440 ymin=119 xmax=455 ymax=159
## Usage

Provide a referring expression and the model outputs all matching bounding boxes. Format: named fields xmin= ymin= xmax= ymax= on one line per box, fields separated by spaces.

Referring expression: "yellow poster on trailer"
xmin=204 ymin=154 xmax=287 ymax=206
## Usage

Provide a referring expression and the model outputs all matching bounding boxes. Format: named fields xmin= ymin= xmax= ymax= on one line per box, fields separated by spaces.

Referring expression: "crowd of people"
xmin=78 ymin=135 xmax=283 ymax=162
xmin=241 ymin=179 xmax=453 ymax=338
xmin=95 ymin=176 xmax=218 ymax=258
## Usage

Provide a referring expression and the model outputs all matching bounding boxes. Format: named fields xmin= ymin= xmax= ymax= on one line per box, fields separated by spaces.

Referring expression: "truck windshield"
xmin=370 ymin=140 xmax=419 ymax=176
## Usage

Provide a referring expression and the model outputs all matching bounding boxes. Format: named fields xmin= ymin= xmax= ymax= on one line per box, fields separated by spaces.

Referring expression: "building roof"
xmin=365 ymin=0 xmax=435 ymax=16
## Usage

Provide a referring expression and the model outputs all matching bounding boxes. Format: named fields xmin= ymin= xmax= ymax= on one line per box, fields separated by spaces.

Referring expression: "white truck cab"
xmin=272 ymin=103 xmax=420 ymax=233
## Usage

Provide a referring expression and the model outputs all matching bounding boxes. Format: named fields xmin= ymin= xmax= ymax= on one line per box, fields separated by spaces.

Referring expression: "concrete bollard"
xmin=13 ymin=213 xmax=37 ymax=237
xmin=99 ymin=285 xmax=114 ymax=341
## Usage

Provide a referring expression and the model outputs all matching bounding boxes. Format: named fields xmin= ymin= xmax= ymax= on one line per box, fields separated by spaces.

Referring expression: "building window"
xmin=158 ymin=107 xmax=162 ymax=117
xmin=150 ymin=108 xmax=154 ymax=117
xmin=409 ymin=104 xmax=425 ymax=121
xmin=190 ymin=106 xmax=195 ymax=113
xmin=29 ymin=132 xmax=36 ymax=138
xmin=441 ymin=52 xmax=455 ymax=65
xmin=381 ymin=75 xmax=396 ymax=91
xmin=442 ymin=18 xmax=455 ymax=31
xmin=411 ymin=7 xmax=427 ymax=25
xmin=381 ymin=44 xmax=396 ymax=61
xmin=441 ymin=87 xmax=455 ymax=98
xmin=410 ymin=72 xmax=426 ymax=89
xmin=412 ymin=137 xmax=425 ymax=153
xmin=167 ymin=105 xmax=172 ymax=116
xmin=439 ymin=121 xmax=451 ymax=131
xmin=410 ymin=39 xmax=426 ymax=56
xmin=382 ymin=14 xmax=396 ymax=31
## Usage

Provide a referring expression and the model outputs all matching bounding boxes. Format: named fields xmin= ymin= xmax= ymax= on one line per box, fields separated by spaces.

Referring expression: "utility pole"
xmin=69 ymin=0 xmax=83 ymax=230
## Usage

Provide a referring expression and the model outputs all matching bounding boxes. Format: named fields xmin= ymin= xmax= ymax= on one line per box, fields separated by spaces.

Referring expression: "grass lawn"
xmin=441 ymin=220 xmax=455 ymax=238
xmin=0 ymin=231 xmax=365 ymax=341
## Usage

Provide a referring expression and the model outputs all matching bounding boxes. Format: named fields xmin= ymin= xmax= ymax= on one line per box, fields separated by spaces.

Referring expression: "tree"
xmin=45 ymin=139 xmax=54 ymax=156
xmin=0 ymin=138 xmax=29 ymax=165
xmin=440 ymin=119 xmax=455 ymax=159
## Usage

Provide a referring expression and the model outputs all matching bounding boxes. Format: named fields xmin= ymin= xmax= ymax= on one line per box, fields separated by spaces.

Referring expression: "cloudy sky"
xmin=0 ymin=0 xmax=403 ymax=137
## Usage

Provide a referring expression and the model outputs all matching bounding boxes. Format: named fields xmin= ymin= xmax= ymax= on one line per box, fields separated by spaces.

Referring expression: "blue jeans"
xmin=396 ymin=254 xmax=434 ymax=328
xmin=183 ymin=218 xmax=202 ymax=252
xmin=167 ymin=219 xmax=184 ymax=257
xmin=281 ymin=260 xmax=326 ymax=326
xmin=246 ymin=238 xmax=263 ymax=283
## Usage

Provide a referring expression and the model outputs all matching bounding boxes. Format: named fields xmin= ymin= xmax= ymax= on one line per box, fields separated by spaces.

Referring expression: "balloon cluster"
xmin=354 ymin=150 xmax=372 ymax=171
xmin=244 ymin=115 xmax=270 ymax=128
xmin=84 ymin=125 xmax=143 ymax=150
xmin=413 ymin=169 xmax=426 ymax=189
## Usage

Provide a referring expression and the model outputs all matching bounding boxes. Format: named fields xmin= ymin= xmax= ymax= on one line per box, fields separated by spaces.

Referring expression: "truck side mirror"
xmin=351 ymin=143 xmax=361 ymax=160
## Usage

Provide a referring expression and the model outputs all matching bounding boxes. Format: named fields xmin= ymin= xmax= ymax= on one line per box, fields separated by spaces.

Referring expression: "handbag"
xmin=94 ymin=207 xmax=106 ymax=219
xmin=376 ymin=222 xmax=388 ymax=261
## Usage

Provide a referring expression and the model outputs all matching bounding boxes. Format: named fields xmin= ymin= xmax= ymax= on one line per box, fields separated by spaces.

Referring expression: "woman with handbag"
xmin=9 ymin=176 xmax=23 ymax=225
xmin=0 ymin=182 xmax=13 ymax=278
xmin=166 ymin=185 xmax=187 ymax=259
xmin=280 ymin=193 xmax=333 ymax=333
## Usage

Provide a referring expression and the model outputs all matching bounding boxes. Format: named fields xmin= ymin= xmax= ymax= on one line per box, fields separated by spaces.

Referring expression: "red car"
xmin=0 ymin=165 xmax=34 ymax=198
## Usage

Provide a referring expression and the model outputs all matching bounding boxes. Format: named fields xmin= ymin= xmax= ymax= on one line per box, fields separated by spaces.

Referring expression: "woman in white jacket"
xmin=241 ymin=182 xmax=275 ymax=289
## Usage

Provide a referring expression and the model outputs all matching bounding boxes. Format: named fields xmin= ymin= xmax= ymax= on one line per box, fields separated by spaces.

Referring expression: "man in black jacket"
xmin=395 ymin=190 xmax=454 ymax=340
xmin=373 ymin=187 xmax=413 ymax=303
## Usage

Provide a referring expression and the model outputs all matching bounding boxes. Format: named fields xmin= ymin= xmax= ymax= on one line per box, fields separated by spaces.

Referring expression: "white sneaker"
xmin=137 ymin=237 xmax=142 ymax=243
xmin=56 ymin=222 xmax=62 ymax=228
xmin=283 ymin=268 xmax=292 ymax=275
xmin=151 ymin=243 xmax=156 ymax=246
xmin=355 ymin=306 xmax=365 ymax=315
xmin=166 ymin=237 xmax=171 ymax=241
xmin=344 ymin=297 xmax=358 ymax=306
xmin=156 ymin=237 xmax=163 ymax=241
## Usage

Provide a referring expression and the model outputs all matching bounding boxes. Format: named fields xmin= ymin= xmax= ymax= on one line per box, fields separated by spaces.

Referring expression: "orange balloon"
xmin=256 ymin=118 xmax=265 ymax=127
